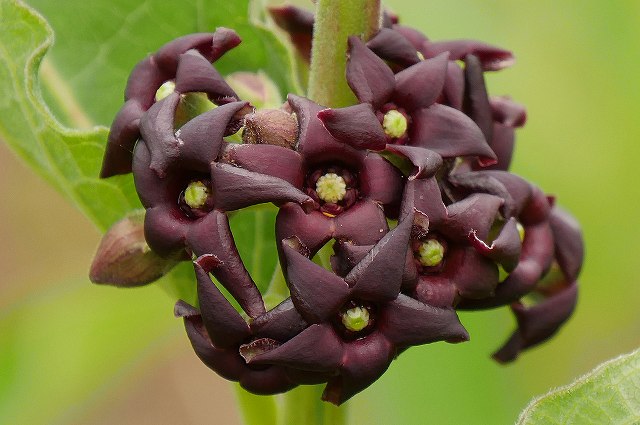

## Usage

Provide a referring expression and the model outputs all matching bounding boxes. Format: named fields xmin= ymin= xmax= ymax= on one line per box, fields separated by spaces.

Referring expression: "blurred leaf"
xmin=518 ymin=348 xmax=640 ymax=425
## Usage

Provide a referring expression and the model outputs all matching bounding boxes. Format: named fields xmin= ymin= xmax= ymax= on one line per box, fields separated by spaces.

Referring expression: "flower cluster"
xmin=95 ymin=11 xmax=583 ymax=405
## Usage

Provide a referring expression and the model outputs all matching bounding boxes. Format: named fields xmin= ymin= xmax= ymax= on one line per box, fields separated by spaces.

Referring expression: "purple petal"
xmin=359 ymin=153 xmax=404 ymax=206
xmin=380 ymin=294 xmax=469 ymax=346
xmin=276 ymin=204 xmax=333 ymax=258
xmin=155 ymin=30 xmax=241 ymax=71
xmin=287 ymin=95 xmax=364 ymax=164
xmin=493 ymin=283 xmax=578 ymax=363
xmin=449 ymin=247 xmax=500 ymax=299
xmin=131 ymin=140 xmax=168 ymax=207
xmin=400 ymin=178 xmax=447 ymax=225
xmin=282 ymin=244 xmax=351 ymax=323
xmin=474 ymin=123 xmax=515 ymax=171
xmin=101 ymin=101 xmax=144 ymax=177
xmin=413 ymin=275 xmax=458 ymax=308
xmin=139 ymin=92 xmax=181 ymax=177
xmin=410 ymin=104 xmax=496 ymax=162
xmin=248 ymin=324 xmax=343 ymax=372
xmin=393 ymin=53 xmax=449 ymax=112
xmin=385 ymin=145 xmax=443 ymax=180
xmin=124 ymin=57 xmax=167 ymax=109
xmin=210 ymin=163 xmax=314 ymax=212
xmin=346 ymin=215 xmax=412 ymax=300
xmin=239 ymin=367 xmax=297 ymax=395
xmin=443 ymin=61 xmax=464 ymax=110
xmin=143 ymin=205 xmax=188 ymax=257
xmin=194 ymin=256 xmax=251 ymax=348
xmin=220 ymin=143 xmax=304 ymax=187
xmin=463 ymin=54 xmax=493 ymax=144
xmin=318 ymin=104 xmax=387 ymax=151
xmin=393 ymin=25 xmax=429 ymax=51
xmin=268 ymin=5 xmax=314 ymax=62
xmin=443 ymin=194 xmax=503 ymax=242
xmin=469 ymin=217 xmax=522 ymax=272
xmin=549 ymin=207 xmax=584 ymax=282
xmin=174 ymin=50 xmax=238 ymax=102
xmin=331 ymin=241 xmax=374 ymax=276
xmin=423 ymin=40 xmax=515 ymax=71
xmin=490 ymin=96 xmax=527 ymax=127
xmin=367 ymin=27 xmax=421 ymax=68
xmin=346 ymin=36 xmax=395 ymax=108
xmin=333 ymin=201 xmax=390 ymax=246
xmin=250 ymin=298 xmax=308 ymax=341
xmin=177 ymin=101 xmax=249 ymax=171
xmin=322 ymin=332 xmax=394 ymax=405
xmin=187 ymin=211 xmax=266 ymax=318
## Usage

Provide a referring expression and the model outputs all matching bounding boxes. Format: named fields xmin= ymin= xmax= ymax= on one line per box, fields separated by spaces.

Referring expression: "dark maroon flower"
xmin=132 ymin=96 xmax=313 ymax=317
xmin=102 ymin=29 xmax=242 ymax=178
xmin=243 ymin=216 xmax=468 ymax=405
xmin=220 ymin=95 xmax=404 ymax=257
xmin=318 ymin=37 xmax=496 ymax=169
xmin=268 ymin=5 xmax=315 ymax=63
xmin=176 ymin=255 xmax=329 ymax=394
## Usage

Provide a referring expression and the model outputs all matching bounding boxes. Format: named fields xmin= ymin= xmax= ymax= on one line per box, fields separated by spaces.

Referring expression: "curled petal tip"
xmin=174 ymin=300 xmax=198 ymax=318
xmin=239 ymin=338 xmax=281 ymax=363
xmin=195 ymin=254 xmax=224 ymax=272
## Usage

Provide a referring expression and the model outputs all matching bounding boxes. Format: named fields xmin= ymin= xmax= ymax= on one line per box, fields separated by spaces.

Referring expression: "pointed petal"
xmin=210 ymin=163 xmax=314 ymax=212
xmin=221 ymin=143 xmax=304 ymax=186
xmin=177 ymin=101 xmax=249 ymax=170
xmin=493 ymin=283 xmax=578 ymax=363
xmin=400 ymin=178 xmax=447 ymax=225
xmin=101 ymin=101 xmax=144 ymax=177
xmin=124 ymin=57 xmax=167 ymax=109
xmin=394 ymin=53 xmax=449 ymax=112
xmin=346 ymin=36 xmax=395 ymax=108
xmin=248 ymin=324 xmax=343 ymax=372
xmin=549 ymin=207 xmax=584 ymax=282
xmin=490 ymin=96 xmax=527 ymax=128
xmin=250 ymin=298 xmax=309 ymax=341
xmin=269 ymin=5 xmax=314 ymax=63
xmin=175 ymin=50 xmax=238 ymax=101
xmin=282 ymin=244 xmax=351 ymax=323
xmin=331 ymin=241 xmax=374 ymax=277
xmin=393 ymin=25 xmax=429 ymax=51
xmin=367 ymin=27 xmax=421 ymax=68
xmin=410 ymin=104 xmax=496 ymax=162
xmin=333 ymin=201 xmax=389 ymax=246
xmin=276 ymin=205 xmax=333 ymax=258
xmin=469 ymin=217 xmax=522 ymax=272
xmin=474 ymin=122 xmax=514 ymax=171
xmin=194 ymin=256 xmax=251 ymax=348
xmin=443 ymin=193 xmax=503 ymax=243
xmin=463 ymin=54 xmax=493 ymax=144
xmin=287 ymin=95 xmax=363 ymax=164
xmin=380 ymin=294 xmax=469 ymax=346
xmin=178 ymin=309 xmax=246 ymax=381
xmin=385 ymin=145 xmax=443 ymax=180
xmin=346 ymin=215 xmax=412 ymax=301
xmin=187 ymin=211 xmax=266 ymax=317
xmin=443 ymin=61 xmax=464 ymax=110
xmin=449 ymin=247 xmax=499 ymax=299
xmin=322 ymin=332 xmax=393 ymax=405
xmin=360 ymin=153 xmax=404 ymax=205
xmin=155 ymin=31 xmax=239 ymax=72
xmin=318 ymin=104 xmax=387 ymax=151
xmin=423 ymin=40 xmax=515 ymax=71
xmin=139 ymin=92 xmax=180 ymax=176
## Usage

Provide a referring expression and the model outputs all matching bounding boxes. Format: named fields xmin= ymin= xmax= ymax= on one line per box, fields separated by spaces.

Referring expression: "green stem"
xmin=279 ymin=386 xmax=348 ymax=425
xmin=307 ymin=0 xmax=381 ymax=107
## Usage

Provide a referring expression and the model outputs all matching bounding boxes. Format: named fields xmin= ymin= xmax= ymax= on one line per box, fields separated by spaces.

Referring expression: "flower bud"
xmin=90 ymin=211 xmax=178 ymax=287
xmin=242 ymin=109 xmax=298 ymax=149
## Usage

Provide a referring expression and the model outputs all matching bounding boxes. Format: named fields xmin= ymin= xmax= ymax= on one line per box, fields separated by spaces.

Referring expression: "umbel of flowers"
xmin=92 ymin=7 xmax=584 ymax=406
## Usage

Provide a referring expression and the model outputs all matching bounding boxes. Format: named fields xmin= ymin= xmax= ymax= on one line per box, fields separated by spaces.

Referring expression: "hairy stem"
xmin=307 ymin=0 xmax=381 ymax=107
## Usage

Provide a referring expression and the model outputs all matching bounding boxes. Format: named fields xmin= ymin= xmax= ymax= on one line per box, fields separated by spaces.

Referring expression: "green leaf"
xmin=518 ymin=348 xmax=640 ymax=425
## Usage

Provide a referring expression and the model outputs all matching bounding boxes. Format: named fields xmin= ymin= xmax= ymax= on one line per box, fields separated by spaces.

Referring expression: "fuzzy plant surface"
xmin=1 ymin=0 xmax=637 ymax=424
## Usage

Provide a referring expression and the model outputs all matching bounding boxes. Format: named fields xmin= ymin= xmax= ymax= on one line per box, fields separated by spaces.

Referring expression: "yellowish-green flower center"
xmin=418 ymin=239 xmax=445 ymax=267
xmin=516 ymin=222 xmax=525 ymax=241
xmin=417 ymin=51 xmax=425 ymax=61
xmin=315 ymin=173 xmax=347 ymax=203
xmin=155 ymin=81 xmax=176 ymax=101
xmin=383 ymin=110 xmax=408 ymax=138
xmin=341 ymin=306 xmax=370 ymax=332
xmin=184 ymin=181 xmax=210 ymax=209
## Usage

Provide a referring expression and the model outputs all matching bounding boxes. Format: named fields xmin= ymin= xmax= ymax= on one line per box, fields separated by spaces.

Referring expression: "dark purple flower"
xmin=243 ymin=216 xmax=468 ymax=405
xmin=176 ymin=255 xmax=329 ymax=394
xmin=220 ymin=95 xmax=404 ymax=257
xmin=317 ymin=37 xmax=496 ymax=170
xmin=102 ymin=29 xmax=242 ymax=178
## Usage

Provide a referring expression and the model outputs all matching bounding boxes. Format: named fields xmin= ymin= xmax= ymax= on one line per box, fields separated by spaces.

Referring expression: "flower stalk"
xmin=307 ymin=0 xmax=381 ymax=107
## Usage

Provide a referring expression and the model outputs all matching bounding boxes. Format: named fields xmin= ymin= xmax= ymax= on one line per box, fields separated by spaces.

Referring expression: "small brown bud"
xmin=242 ymin=109 xmax=298 ymax=149
xmin=90 ymin=211 xmax=178 ymax=287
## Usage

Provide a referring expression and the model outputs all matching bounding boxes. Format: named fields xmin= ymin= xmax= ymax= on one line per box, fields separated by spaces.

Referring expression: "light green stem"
xmin=307 ymin=0 xmax=382 ymax=107
xmin=279 ymin=386 xmax=347 ymax=425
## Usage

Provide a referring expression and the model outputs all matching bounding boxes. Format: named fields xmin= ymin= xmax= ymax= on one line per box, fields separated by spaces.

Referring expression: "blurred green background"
xmin=1 ymin=0 xmax=639 ymax=424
